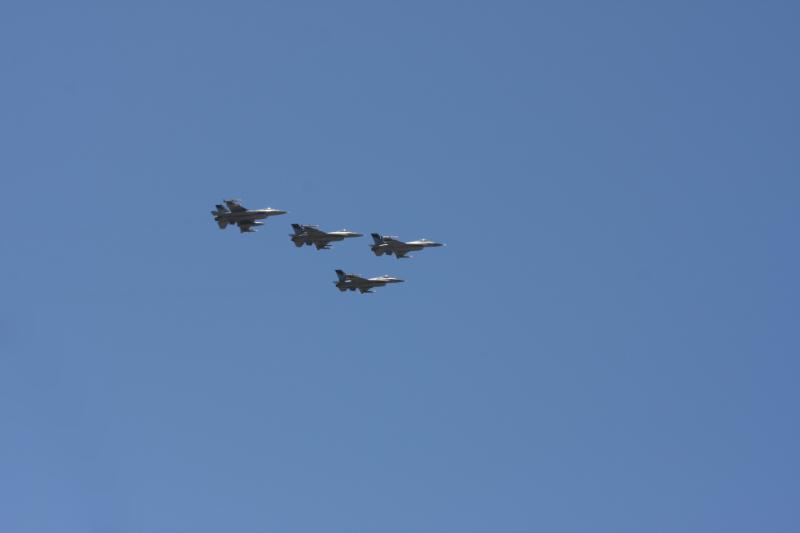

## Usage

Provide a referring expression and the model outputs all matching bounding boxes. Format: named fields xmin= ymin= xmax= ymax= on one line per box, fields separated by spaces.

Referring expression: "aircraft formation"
xmin=211 ymin=198 xmax=444 ymax=294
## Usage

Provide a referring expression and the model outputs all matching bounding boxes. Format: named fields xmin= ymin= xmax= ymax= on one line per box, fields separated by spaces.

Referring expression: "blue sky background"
xmin=1 ymin=2 xmax=798 ymax=532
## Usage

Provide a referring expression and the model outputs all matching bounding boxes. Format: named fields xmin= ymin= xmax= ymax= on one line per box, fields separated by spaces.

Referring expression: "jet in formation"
xmin=370 ymin=233 xmax=445 ymax=259
xmin=211 ymin=199 xmax=287 ymax=233
xmin=290 ymin=224 xmax=363 ymax=250
xmin=334 ymin=269 xmax=404 ymax=293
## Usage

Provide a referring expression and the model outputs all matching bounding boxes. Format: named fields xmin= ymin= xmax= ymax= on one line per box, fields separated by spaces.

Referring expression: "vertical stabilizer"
xmin=212 ymin=204 xmax=230 ymax=229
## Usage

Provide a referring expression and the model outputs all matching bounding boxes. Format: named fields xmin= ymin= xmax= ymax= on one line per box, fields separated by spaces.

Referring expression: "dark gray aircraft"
xmin=211 ymin=199 xmax=287 ymax=233
xmin=290 ymin=224 xmax=363 ymax=250
xmin=334 ymin=269 xmax=404 ymax=294
xmin=370 ymin=233 xmax=445 ymax=259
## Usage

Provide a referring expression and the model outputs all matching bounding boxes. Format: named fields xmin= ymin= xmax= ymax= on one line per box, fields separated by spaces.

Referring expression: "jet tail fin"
xmin=335 ymin=269 xmax=347 ymax=282
xmin=212 ymin=204 xmax=229 ymax=229
xmin=371 ymin=233 xmax=384 ymax=245
xmin=291 ymin=223 xmax=305 ymax=235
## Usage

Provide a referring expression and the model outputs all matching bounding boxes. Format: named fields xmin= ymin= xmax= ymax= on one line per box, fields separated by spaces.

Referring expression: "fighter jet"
xmin=211 ymin=199 xmax=287 ymax=233
xmin=370 ymin=233 xmax=445 ymax=259
xmin=290 ymin=224 xmax=363 ymax=250
xmin=334 ymin=269 xmax=404 ymax=294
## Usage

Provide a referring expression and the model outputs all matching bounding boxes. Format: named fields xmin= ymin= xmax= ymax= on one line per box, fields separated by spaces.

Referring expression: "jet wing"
xmin=314 ymin=242 xmax=331 ymax=250
xmin=225 ymin=200 xmax=248 ymax=212
xmin=394 ymin=250 xmax=409 ymax=259
xmin=303 ymin=226 xmax=327 ymax=237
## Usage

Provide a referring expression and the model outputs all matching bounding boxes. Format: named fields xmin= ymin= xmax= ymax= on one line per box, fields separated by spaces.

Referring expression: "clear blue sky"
xmin=1 ymin=2 xmax=798 ymax=532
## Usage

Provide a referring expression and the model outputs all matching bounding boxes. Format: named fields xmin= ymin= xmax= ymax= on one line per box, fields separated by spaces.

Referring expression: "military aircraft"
xmin=211 ymin=199 xmax=287 ymax=233
xmin=334 ymin=269 xmax=404 ymax=293
xmin=370 ymin=233 xmax=445 ymax=258
xmin=290 ymin=224 xmax=363 ymax=250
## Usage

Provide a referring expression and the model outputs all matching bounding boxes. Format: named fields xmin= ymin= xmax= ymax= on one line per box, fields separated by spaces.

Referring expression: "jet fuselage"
xmin=218 ymin=208 xmax=287 ymax=223
xmin=334 ymin=270 xmax=404 ymax=293
xmin=293 ymin=230 xmax=361 ymax=244
xmin=370 ymin=234 xmax=444 ymax=258
xmin=291 ymin=225 xmax=363 ymax=249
